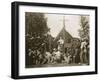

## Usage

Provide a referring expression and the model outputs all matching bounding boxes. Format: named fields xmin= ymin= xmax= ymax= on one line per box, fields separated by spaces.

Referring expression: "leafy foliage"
xmin=25 ymin=12 xmax=49 ymax=35
xmin=78 ymin=16 xmax=89 ymax=40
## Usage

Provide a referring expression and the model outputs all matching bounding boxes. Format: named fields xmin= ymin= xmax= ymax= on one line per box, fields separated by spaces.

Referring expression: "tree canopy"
xmin=78 ymin=16 xmax=89 ymax=40
xmin=25 ymin=12 xmax=49 ymax=35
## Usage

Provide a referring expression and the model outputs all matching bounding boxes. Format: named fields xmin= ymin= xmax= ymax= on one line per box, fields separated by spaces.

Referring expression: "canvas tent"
xmin=54 ymin=27 xmax=73 ymax=47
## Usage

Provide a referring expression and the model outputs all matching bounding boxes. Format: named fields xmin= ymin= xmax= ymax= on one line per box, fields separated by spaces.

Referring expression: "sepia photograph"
xmin=25 ymin=12 xmax=90 ymax=68
xmin=11 ymin=2 xmax=97 ymax=79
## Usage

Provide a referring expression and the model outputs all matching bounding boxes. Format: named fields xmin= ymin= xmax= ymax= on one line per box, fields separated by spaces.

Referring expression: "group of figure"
xmin=25 ymin=32 xmax=89 ymax=67
xmin=26 ymin=37 xmax=89 ymax=66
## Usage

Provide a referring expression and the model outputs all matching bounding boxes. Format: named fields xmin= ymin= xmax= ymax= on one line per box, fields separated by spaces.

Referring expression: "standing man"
xmin=80 ymin=39 xmax=87 ymax=64
xmin=57 ymin=37 xmax=64 ymax=52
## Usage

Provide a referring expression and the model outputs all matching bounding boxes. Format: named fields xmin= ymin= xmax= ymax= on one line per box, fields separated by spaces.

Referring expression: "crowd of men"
xmin=26 ymin=33 xmax=89 ymax=67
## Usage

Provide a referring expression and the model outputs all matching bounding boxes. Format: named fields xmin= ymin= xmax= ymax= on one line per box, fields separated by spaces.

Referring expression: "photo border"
xmin=11 ymin=1 xmax=98 ymax=79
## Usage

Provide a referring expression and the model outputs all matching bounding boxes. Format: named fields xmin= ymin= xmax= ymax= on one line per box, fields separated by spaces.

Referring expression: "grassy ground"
xmin=26 ymin=63 xmax=89 ymax=68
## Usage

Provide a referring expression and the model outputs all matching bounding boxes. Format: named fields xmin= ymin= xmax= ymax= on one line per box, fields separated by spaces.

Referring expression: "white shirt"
xmin=58 ymin=38 xmax=64 ymax=44
xmin=81 ymin=41 xmax=87 ymax=49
